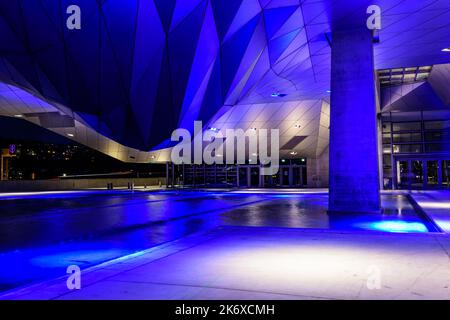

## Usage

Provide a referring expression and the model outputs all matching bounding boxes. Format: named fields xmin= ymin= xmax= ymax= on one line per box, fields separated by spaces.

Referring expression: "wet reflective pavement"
xmin=0 ymin=190 xmax=435 ymax=292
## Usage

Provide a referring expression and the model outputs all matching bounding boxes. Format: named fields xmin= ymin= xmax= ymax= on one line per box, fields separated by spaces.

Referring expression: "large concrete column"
xmin=329 ymin=28 xmax=381 ymax=213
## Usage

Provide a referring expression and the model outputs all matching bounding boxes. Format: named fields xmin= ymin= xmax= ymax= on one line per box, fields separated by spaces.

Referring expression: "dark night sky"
xmin=0 ymin=116 xmax=72 ymax=145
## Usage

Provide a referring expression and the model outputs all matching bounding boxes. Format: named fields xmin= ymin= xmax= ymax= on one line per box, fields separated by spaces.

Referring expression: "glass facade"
xmin=381 ymin=111 xmax=450 ymax=189
xmin=166 ymin=160 xmax=307 ymax=188
xmin=378 ymin=66 xmax=432 ymax=87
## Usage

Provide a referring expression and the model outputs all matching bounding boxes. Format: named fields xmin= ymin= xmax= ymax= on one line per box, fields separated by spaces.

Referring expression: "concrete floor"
xmin=1 ymin=189 xmax=450 ymax=300
xmin=2 ymin=226 xmax=450 ymax=300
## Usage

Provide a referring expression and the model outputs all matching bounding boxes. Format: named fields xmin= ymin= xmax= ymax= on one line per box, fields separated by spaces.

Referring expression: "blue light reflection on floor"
xmin=0 ymin=243 xmax=133 ymax=291
xmin=353 ymin=221 xmax=428 ymax=233
xmin=268 ymin=194 xmax=299 ymax=198
xmin=0 ymin=190 xmax=435 ymax=293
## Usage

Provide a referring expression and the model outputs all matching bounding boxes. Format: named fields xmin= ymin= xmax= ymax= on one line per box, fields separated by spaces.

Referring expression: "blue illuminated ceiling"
xmin=0 ymin=0 xmax=449 ymax=152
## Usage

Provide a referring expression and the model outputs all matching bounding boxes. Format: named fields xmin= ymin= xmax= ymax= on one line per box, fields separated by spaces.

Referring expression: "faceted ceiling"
xmin=0 ymin=0 xmax=449 ymax=154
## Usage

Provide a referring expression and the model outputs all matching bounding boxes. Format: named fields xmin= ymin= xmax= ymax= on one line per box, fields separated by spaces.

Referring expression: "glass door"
xmin=397 ymin=160 xmax=410 ymax=189
xmin=281 ymin=167 xmax=290 ymax=187
xmin=292 ymin=167 xmax=302 ymax=187
xmin=426 ymin=161 xmax=439 ymax=188
xmin=250 ymin=167 xmax=260 ymax=187
xmin=411 ymin=160 xmax=424 ymax=189
xmin=396 ymin=158 xmax=450 ymax=190
xmin=238 ymin=167 xmax=248 ymax=187
xmin=442 ymin=160 xmax=450 ymax=188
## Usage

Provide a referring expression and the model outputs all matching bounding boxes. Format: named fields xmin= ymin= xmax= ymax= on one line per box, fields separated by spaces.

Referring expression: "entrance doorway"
xmin=443 ymin=160 xmax=450 ymax=188
xmin=395 ymin=158 xmax=450 ymax=190
xmin=172 ymin=163 xmax=307 ymax=188
xmin=267 ymin=165 xmax=306 ymax=188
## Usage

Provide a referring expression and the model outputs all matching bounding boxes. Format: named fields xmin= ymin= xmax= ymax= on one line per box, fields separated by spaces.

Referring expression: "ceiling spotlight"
xmin=208 ymin=127 xmax=220 ymax=132
xmin=290 ymin=151 xmax=298 ymax=156
xmin=271 ymin=92 xmax=287 ymax=98
xmin=294 ymin=124 xmax=301 ymax=128
xmin=67 ymin=133 xmax=74 ymax=137
xmin=14 ymin=114 xmax=23 ymax=118
xmin=326 ymin=90 xmax=332 ymax=94
xmin=442 ymin=47 xmax=450 ymax=52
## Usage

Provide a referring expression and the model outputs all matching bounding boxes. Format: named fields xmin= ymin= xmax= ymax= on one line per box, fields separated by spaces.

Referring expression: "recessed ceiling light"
xmin=271 ymin=92 xmax=287 ymax=98
xmin=14 ymin=114 xmax=23 ymax=118
xmin=442 ymin=47 xmax=450 ymax=52
xmin=67 ymin=133 xmax=74 ymax=137
xmin=290 ymin=151 xmax=298 ymax=156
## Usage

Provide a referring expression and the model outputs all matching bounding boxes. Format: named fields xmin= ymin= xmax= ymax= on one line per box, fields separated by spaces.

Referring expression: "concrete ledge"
xmin=410 ymin=190 xmax=450 ymax=233
xmin=0 ymin=177 xmax=166 ymax=192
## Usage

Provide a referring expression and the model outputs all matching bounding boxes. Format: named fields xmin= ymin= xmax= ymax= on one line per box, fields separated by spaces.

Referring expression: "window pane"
xmin=392 ymin=133 xmax=422 ymax=143
xmin=425 ymin=143 xmax=450 ymax=153
xmin=382 ymin=123 xmax=391 ymax=133
xmin=393 ymin=144 xmax=422 ymax=153
xmin=423 ymin=110 xmax=450 ymax=121
xmin=382 ymin=154 xmax=392 ymax=167
xmin=392 ymin=122 xmax=421 ymax=132
xmin=382 ymin=133 xmax=391 ymax=144
xmin=425 ymin=131 xmax=450 ymax=142
xmin=383 ymin=145 xmax=392 ymax=154
xmin=390 ymin=112 xmax=421 ymax=122
xmin=425 ymin=121 xmax=450 ymax=130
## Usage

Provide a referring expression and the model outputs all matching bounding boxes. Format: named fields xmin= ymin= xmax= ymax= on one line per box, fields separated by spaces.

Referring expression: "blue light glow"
xmin=269 ymin=194 xmax=298 ymax=198
xmin=30 ymin=249 xmax=129 ymax=268
xmin=354 ymin=221 xmax=428 ymax=233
